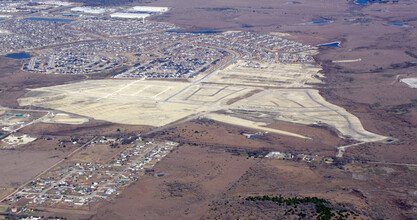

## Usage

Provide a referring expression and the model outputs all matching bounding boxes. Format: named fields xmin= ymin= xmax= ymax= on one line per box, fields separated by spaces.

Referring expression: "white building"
xmin=265 ymin=151 xmax=287 ymax=159
xmin=71 ymin=7 xmax=114 ymax=14
xmin=400 ymin=78 xmax=417 ymax=88
xmin=110 ymin=13 xmax=150 ymax=19
xmin=128 ymin=6 xmax=169 ymax=13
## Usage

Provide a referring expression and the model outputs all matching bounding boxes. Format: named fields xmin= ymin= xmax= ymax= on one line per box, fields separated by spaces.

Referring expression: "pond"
xmin=386 ymin=23 xmax=407 ymax=27
xmin=317 ymin=42 xmax=340 ymax=47
xmin=167 ymin=30 xmax=222 ymax=34
xmin=355 ymin=0 xmax=382 ymax=5
xmin=24 ymin=17 xmax=73 ymax=22
xmin=297 ymin=20 xmax=332 ymax=26
xmin=5 ymin=52 xmax=31 ymax=59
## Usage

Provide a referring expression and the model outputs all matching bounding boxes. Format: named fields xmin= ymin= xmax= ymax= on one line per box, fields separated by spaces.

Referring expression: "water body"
xmin=248 ymin=134 xmax=262 ymax=139
xmin=286 ymin=1 xmax=301 ymax=4
xmin=386 ymin=23 xmax=408 ymax=27
xmin=24 ymin=17 xmax=73 ymax=22
xmin=5 ymin=52 xmax=31 ymax=59
xmin=317 ymin=42 xmax=340 ymax=47
xmin=62 ymin=13 xmax=80 ymax=17
xmin=167 ymin=30 xmax=222 ymax=34
xmin=240 ymin=25 xmax=253 ymax=28
xmin=355 ymin=0 xmax=381 ymax=5
xmin=297 ymin=20 xmax=332 ymax=26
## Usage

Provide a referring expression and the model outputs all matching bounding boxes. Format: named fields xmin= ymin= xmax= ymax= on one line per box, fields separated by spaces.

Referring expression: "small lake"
xmin=286 ymin=1 xmax=301 ymax=4
xmin=62 ymin=13 xmax=80 ymax=17
xmin=167 ymin=30 xmax=222 ymax=34
xmin=5 ymin=52 xmax=31 ymax=59
xmin=24 ymin=17 xmax=73 ymax=22
xmin=355 ymin=0 xmax=381 ymax=5
xmin=386 ymin=23 xmax=408 ymax=27
xmin=297 ymin=20 xmax=332 ymax=26
xmin=317 ymin=42 xmax=340 ymax=47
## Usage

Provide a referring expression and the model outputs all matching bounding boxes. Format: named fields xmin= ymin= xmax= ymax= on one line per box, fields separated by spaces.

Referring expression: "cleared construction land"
xmin=42 ymin=113 xmax=89 ymax=125
xmin=18 ymin=60 xmax=388 ymax=144
xmin=205 ymin=60 xmax=323 ymax=88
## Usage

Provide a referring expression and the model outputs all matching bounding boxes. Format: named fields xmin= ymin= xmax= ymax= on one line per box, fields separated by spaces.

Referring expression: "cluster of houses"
xmin=4 ymin=139 xmax=178 ymax=210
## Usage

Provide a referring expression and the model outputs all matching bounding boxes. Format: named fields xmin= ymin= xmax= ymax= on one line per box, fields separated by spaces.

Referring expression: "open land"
xmin=0 ymin=0 xmax=417 ymax=219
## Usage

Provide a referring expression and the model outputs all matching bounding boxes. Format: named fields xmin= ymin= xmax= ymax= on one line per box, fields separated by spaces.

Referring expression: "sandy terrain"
xmin=205 ymin=113 xmax=309 ymax=139
xmin=42 ymin=113 xmax=89 ymax=125
xmin=230 ymin=88 xmax=388 ymax=142
xmin=17 ymin=78 xmax=386 ymax=145
xmin=332 ymin=58 xmax=362 ymax=63
xmin=18 ymin=80 xmax=214 ymax=127
xmin=205 ymin=60 xmax=323 ymax=87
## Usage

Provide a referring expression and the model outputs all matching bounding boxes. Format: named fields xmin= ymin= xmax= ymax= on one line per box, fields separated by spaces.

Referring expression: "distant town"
xmin=0 ymin=1 xmax=315 ymax=78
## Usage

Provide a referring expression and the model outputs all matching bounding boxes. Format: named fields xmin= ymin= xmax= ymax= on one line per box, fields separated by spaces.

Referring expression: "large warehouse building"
xmin=128 ymin=6 xmax=169 ymax=13
xmin=110 ymin=13 xmax=150 ymax=19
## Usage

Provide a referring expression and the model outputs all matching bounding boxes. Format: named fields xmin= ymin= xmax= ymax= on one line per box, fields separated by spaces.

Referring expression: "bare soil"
xmin=92 ymin=144 xmax=257 ymax=220
xmin=146 ymin=118 xmax=341 ymax=157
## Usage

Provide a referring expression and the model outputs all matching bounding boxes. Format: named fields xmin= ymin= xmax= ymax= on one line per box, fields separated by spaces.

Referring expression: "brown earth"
xmin=92 ymin=144 xmax=257 ymax=220
xmin=203 ymin=159 xmax=417 ymax=219
xmin=146 ymin=118 xmax=342 ymax=157
xmin=19 ymin=120 xmax=152 ymax=138
xmin=2 ymin=0 xmax=417 ymax=219
xmin=149 ymin=0 xmax=417 ymax=164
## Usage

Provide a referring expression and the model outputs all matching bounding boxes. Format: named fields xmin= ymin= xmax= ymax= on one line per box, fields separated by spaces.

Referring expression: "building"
xmin=71 ymin=7 xmax=113 ymax=14
xmin=128 ymin=6 xmax=169 ymax=13
xmin=110 ymin=13 xmax=150 ymax=19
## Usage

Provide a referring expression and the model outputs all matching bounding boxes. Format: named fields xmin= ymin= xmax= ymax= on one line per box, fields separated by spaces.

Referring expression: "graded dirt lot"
xmin=42 ymin=113 xmax=89 ymax=125
xmin=205 ymin=60 xmax=323 ymax=88
xmin=17 ymin=77 xmax=387 ymax=146
xmin=18 ymin=80 xmax=214 ymax=127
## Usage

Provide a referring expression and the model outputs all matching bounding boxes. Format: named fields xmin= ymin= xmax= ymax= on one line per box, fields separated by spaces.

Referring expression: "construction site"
xmin=18 ymin=59 xmax=389 ymax=146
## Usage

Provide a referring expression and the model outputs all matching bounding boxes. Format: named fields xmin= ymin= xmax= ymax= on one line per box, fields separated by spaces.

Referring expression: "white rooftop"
xmin=110 ymin=13 xmax=150 ymax=19
xmin=400 ymin=78 xmax=417 ymax=88
xmin=129 ymin=6 xmax=169 ymax=12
